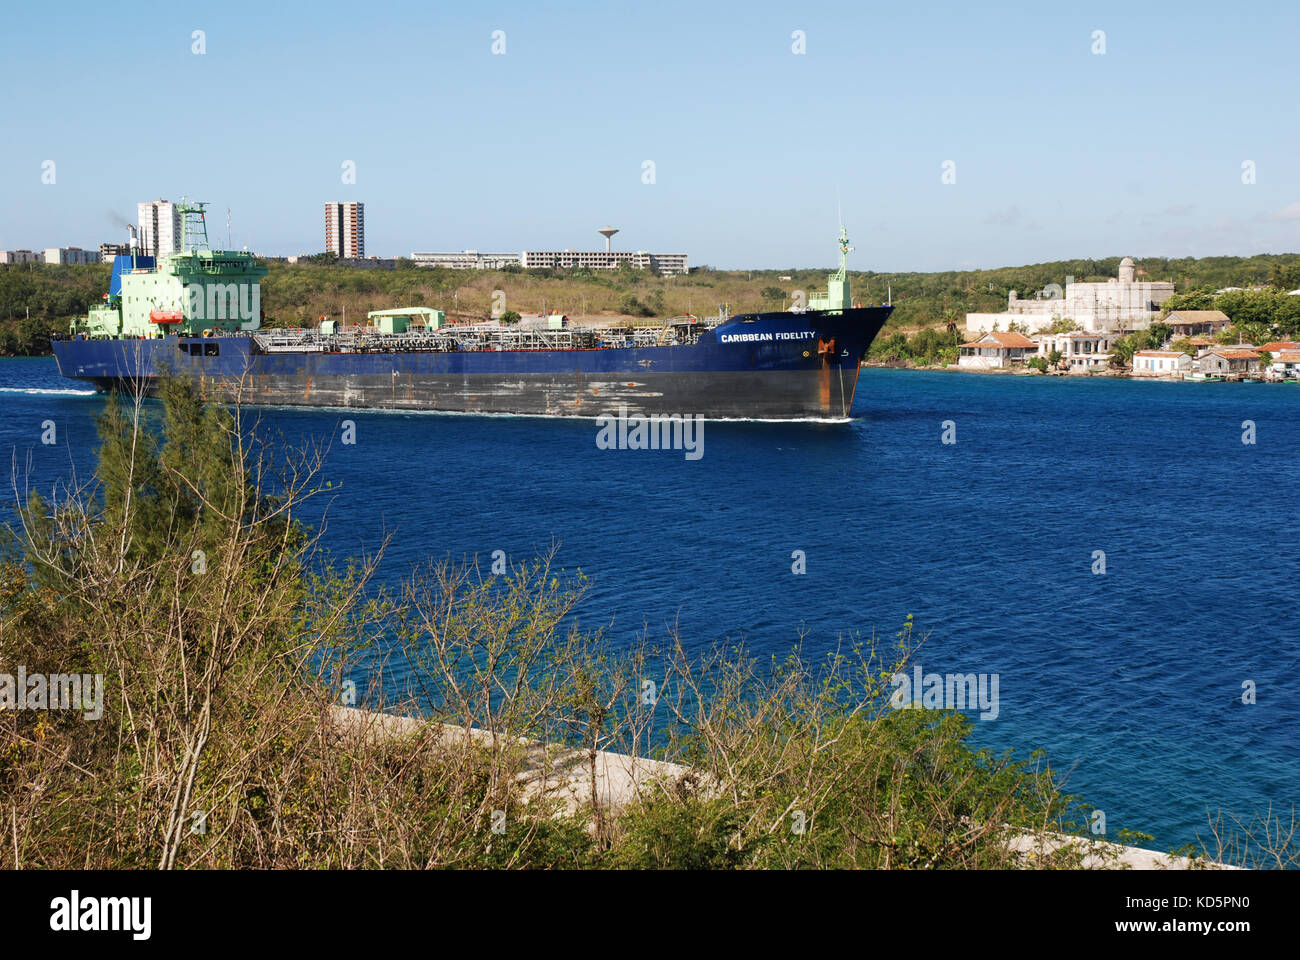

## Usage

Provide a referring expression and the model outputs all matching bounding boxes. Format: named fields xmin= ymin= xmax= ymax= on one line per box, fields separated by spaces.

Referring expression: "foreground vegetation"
xmin=3 ymin=381 xmax=1293 ymax=869
xmin=4 ymin=252 xmax=1300 ymax=357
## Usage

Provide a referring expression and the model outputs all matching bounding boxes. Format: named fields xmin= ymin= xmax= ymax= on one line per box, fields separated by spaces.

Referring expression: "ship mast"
xmin=807 ymin=226 xmax=853 ymax=312
xmin=833 ymin=225 xmax=852 ymax=284
xmin=177 ymin=197 xmax=210 ymax=254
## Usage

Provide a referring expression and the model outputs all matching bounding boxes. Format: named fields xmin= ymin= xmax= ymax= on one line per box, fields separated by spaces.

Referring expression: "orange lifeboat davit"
xmin=149 ymin=309 xmax=184 ymax=324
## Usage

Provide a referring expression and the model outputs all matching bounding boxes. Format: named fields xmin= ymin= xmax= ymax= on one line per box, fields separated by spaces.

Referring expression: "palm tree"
xmin=944 ymin=309 xmax=962 ymax=347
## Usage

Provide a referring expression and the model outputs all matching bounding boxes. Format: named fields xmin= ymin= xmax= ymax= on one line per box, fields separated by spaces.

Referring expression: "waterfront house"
xmin=1196 ymin=349 xmax=1260 ymax=377
xmin=1265 ymin=350 xmax=1300 ymax=380
xmin=1258 ymin=341 xmax=1300 ymax=354
xmin=957 ymin=331 xmax=1037 ymax=370
xmin=1035 ymin=331 xmax=1117 ymax=372
xmin=1165 ymin=310 xmax=1231 ymax=339
xmin=1132 ymin=350 xmax=1191 ymax=377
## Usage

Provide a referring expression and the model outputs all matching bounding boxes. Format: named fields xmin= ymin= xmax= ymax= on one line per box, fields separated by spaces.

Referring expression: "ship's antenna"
xmin=227 ymin=207 xmax=232 ymax=250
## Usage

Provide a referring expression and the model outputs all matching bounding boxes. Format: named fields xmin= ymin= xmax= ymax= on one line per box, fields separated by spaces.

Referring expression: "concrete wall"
xmin=966 ymin=313 xmax=1042 ymax=334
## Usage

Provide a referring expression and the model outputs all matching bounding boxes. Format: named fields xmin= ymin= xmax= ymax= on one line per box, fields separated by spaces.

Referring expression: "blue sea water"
xmin=2 ymin=356 xmax=1297 ymax=850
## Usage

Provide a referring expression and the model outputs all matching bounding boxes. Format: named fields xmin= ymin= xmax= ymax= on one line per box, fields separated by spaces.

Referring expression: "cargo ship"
xmin=53 ymin=202 xmax=893 ymax=419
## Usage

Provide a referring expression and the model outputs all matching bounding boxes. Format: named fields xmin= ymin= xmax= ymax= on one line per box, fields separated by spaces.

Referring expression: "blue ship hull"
xmin=52 ymin=306 xmax=892 ymax=419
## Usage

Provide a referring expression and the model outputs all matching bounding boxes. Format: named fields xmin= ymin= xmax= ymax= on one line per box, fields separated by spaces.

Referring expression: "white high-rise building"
xmin=138 ymin=200 xmax=182 ymax=257
xmin=324 ymin=201 xmax=365 ymax=258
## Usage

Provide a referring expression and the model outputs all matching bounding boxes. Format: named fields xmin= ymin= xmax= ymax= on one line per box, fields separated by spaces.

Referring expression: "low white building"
xmin=1132 ymin=350 xmax=1191 ymax=377
xmin=520 ymin=249 xmax=688 ymax=275
xmin=958 ymin=331 xmax=1037 ymax=369
xmin=410 ymin=251 xmax=523 ymax=270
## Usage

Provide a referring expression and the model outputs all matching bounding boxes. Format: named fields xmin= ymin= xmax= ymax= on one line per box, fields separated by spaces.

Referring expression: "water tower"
xmin=597 ymin=226 xmax=619 ymax=253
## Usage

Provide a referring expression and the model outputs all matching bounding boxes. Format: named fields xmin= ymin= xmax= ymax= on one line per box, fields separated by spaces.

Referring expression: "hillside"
xmin=3 ymin=253 xmax=1299 ymax=356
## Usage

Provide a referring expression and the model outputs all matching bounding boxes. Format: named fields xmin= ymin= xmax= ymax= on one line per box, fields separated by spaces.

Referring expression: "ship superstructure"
xmin=83 ymin=199 xmax=266 ymax=339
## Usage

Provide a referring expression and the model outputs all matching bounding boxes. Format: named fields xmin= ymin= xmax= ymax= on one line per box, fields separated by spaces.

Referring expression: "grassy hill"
xmin=4 ymin=252 xmax=1300 ymax=356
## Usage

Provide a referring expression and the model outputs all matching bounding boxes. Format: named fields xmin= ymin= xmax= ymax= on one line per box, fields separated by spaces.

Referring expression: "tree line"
xmin=4 ymin=252 xmax=1300 ymax=356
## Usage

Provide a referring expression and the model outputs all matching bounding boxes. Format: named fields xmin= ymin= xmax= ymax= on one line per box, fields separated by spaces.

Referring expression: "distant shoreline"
xmin=860 ymin=362 xmax=1237 ymax=384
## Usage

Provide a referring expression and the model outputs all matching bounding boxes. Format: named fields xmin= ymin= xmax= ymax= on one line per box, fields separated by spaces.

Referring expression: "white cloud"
xmin=1267 ymin=201 xmax=1300 ymax=221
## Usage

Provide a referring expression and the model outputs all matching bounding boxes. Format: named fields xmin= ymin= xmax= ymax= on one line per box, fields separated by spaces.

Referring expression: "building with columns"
xmin=1035 ymin=331 xmax=1120 ymax=372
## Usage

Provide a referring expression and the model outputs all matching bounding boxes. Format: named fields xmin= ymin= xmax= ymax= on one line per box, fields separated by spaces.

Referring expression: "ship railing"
xmin=248 ymin=320 xmax=722 ymax=354
xmin=253 ymin=331 xmax=330 ymax=353
xmin=252 ymin=327 xmax=596 ymax=354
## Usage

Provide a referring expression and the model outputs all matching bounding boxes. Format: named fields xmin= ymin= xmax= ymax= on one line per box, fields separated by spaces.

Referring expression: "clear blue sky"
xmin=2 ymin=0 xmax=1297 ymax=271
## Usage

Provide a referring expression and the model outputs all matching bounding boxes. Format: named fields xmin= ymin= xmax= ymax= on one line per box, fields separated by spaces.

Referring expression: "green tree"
xmin=24 ymin=377 xmax=299 ymax=591
xmin=1161 ymin=290 xmax=1215 ymax=315
xmin=869 ymin=332 xmax=912 ymax=363
xmin=1268 ymin=261 xmax=1300 ymax=290
xmin=1046 ymin=317 xmax=1079 ymax=334
xmin=1233 ymin=321 xmax=1271 ymax=346
xmin=616 ymin=292 xmax=653 ymax=317
xmin=1110 ymin=335 xmax=1137 ymax=366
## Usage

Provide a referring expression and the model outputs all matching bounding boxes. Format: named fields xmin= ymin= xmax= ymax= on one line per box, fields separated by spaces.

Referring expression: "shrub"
xmin=6 ymin=384 xmax=1284 ymax=869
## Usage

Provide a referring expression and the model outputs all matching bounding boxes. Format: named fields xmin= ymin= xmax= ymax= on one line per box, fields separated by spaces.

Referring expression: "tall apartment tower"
xmin=324 ymin=201 xmax=365 ymax=258
xmin=137 ymin=200 xmax=182 ymax=257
